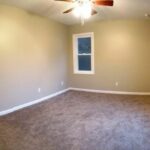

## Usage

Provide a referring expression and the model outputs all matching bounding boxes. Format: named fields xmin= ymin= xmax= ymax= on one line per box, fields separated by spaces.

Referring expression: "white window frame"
xmin=73 ymin=32 xmax=95 ymax=74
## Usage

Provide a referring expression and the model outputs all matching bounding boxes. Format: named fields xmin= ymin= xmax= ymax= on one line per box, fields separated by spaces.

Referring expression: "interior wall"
xmin=1 ymin=4 xmax=150 ymax=112
xmin=68 ymin=20 xmax=150 ymax=92
xmin=0 ymin=5 xmax=68 ymax=111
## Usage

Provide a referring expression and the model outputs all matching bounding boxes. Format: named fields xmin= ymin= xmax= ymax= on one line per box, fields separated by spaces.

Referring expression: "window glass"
xmin=78 ymin=37 xmax=91 ymax=54
xmin=78 ymin=55 xmax=91 ymax=71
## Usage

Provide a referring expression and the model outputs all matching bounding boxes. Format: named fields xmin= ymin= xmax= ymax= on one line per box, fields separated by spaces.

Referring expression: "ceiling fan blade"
xmin=91 ymin=9 xmax=98 ymax=15
xmin=93 ymin=0 xmax=114 ymax=6
xmin=55 ymin=0 xmax=73 ymax=2
xmin=63 ymin=8 xmax=74 ymax=14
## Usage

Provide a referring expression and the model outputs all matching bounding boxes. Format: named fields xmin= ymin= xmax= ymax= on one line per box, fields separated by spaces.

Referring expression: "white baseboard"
xmin=0 ymin=88 xmax=69 ymax=116
xmin=69 ymin=87 xmax=150 ymax=96
xmin=1 ymin=87 xmax=150 ymax=116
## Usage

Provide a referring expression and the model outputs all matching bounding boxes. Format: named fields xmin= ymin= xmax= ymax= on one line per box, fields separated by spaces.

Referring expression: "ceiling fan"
xmin=55 ymin=0 xmax=114 ymax=24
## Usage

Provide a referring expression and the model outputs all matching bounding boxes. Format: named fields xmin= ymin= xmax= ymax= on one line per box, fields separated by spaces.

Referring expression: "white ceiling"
xmin=0 ymin=0 xmax=150 ymax=25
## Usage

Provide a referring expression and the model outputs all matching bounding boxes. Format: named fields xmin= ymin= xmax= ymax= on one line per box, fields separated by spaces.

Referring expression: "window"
xmin=73 ymin=32 xmax=94 ymax=74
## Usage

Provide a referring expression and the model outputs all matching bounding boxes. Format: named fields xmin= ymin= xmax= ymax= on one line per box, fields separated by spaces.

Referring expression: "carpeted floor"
xmin=1 ymin=91 xmax=150 ymax=150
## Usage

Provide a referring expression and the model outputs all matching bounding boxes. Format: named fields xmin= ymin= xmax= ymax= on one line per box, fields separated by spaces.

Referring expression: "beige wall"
xmin=0 ymin=5 xmax=68 ymax=111
xmin=1 ymin=4 xmax=150 ymax=112
xmin=68 ymin=20 xmax=150 ymax=92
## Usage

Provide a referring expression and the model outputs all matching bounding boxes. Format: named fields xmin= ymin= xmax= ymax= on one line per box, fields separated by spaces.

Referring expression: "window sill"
xmin=74 ymin=71 xmax=95 ymax=75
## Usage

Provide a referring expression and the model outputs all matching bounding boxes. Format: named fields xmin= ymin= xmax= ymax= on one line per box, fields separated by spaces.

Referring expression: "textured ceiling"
xmin=0 ymin=0 xmax=150 ymax=25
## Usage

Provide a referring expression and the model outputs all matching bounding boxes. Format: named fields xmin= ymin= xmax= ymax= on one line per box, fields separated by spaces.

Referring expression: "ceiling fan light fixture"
xmin=82 ymin=1 xmax=92 ymax=19
xmin=73 ymin=0 xmax=92 ymax=19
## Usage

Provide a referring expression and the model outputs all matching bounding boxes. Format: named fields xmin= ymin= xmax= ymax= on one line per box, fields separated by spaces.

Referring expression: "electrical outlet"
xmin=115 ymin=82 xmax=119 ymax=87
xmin=38 ymin=88 xmax=41 ymax=93
xmin=61 ymin=81 xmax=64 ymax=86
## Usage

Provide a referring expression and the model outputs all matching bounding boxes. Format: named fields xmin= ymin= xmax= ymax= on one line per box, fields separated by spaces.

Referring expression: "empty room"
xmin=0 ymin=0 xmax=150 ymax=150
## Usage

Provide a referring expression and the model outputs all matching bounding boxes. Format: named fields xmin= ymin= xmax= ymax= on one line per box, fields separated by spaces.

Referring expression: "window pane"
xmin=78 ymin=37 xmax=91 ymax=54
xmin=78 ymin=55 xmax=91 ymax=71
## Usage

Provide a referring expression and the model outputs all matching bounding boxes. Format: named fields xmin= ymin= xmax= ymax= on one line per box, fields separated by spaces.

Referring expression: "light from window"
xmin=73 ymin=32 xmax=94 ymax=74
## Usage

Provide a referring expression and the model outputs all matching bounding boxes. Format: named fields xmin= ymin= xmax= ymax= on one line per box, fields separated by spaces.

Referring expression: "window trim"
xmin=73 ymin=32 xmax=95 ymax=74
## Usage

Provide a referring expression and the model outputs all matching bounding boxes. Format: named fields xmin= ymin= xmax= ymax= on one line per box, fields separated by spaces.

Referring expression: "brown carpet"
xmin=1 ymin=91 xmax=150 ymax=150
